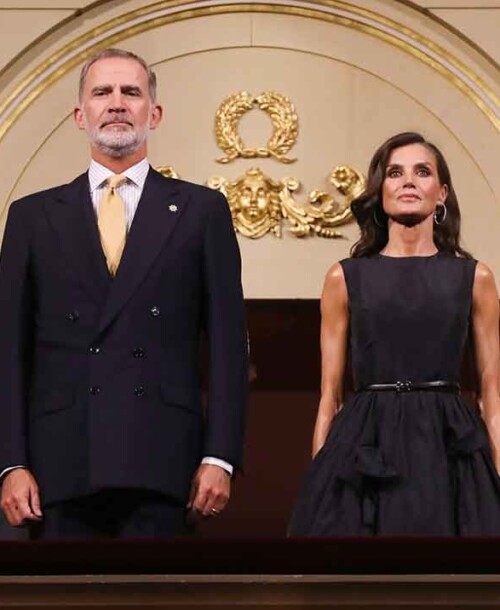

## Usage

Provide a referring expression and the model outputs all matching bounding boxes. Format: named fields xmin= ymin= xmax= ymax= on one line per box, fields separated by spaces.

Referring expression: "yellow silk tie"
xmin=98 ymin=175 xmax=127 ymax=276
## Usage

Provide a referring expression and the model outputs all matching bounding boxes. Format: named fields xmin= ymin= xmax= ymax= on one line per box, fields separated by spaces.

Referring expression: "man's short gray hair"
xmin=78 ymin=48 xmax=157 ymax=102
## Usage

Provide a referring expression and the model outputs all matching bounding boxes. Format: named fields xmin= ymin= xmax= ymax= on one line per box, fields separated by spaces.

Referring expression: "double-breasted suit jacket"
xmin=0 ymin=168 xmax=248 ymax=507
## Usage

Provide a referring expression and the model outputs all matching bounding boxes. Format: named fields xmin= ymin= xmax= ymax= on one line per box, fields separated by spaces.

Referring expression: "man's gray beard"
xmin=388 ymin=212 xmax=428 ymax=228
xmin=91 ymin=129 xmax=146 ymax=158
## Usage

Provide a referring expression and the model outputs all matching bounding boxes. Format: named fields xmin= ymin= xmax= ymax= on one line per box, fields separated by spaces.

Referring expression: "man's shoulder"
xmin=10 ymin=173 xmax=87 ymax=212
xmin=150 ymin=169 xmax=225 ymax=203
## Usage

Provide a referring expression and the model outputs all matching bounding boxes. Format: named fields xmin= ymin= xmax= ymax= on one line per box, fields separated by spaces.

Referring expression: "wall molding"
xmin=0 ymin=0 xmax=498 ymax=146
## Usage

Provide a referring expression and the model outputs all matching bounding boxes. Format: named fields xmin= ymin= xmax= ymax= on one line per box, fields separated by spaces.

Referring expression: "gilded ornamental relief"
xmin=158 ymin=91 xmax=365 ymax=239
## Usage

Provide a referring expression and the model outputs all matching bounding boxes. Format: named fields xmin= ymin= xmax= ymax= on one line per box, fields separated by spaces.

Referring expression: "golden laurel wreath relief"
xmin=215 ymin=91 xmax=298 ymax=164
xmin=211 ymin=90 xmax=365 ymax=238
xmin=156 ymin=91 xmax=366 ymax=239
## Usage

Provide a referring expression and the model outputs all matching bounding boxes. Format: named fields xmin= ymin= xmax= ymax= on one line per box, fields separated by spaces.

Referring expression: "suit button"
xmin=133 ymin=348 xmax=145 ymax=359
xmin=134 ymin=385 xmax=145 ymax=397
xmin=67 ymin=311 xmax=80 ymax=322
xmin=149 ymin=306 xmax=160 ymax=317
xmin=89 ymin=346 xmax=101 ymax=355
xmin=89 ymin=386 xmax=101 ymax=395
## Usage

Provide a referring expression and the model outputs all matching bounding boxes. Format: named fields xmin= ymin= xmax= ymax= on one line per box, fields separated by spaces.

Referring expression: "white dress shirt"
xmin=89 ymin=157 xmax=149 ymax=230
xmin=0 ymin=158 xmax=232 ymax=480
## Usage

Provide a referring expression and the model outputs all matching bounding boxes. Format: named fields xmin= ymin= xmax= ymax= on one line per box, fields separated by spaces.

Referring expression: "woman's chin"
xmin=388 ymin=212 xmax=428 ymax=227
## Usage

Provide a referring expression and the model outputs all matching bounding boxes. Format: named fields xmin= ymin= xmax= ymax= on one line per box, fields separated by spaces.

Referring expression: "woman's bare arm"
xmin=312 ymin=262 xmax=349 ymax=458
xmin=472 ymin=262 xmax=500 ymax=472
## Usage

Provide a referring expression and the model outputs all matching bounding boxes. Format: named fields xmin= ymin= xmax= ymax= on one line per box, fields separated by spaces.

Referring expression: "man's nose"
xmin=108 ymin=91 xmax=126 ymax=110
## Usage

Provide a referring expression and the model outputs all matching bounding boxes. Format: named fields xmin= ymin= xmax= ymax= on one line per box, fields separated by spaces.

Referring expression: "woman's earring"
xmin=434 ymin=202 xmax=447 ymax=225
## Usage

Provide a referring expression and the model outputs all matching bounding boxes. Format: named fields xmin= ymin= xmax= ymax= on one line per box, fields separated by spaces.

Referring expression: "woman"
xmin=289 ymin=132 xmax=500 ymax=536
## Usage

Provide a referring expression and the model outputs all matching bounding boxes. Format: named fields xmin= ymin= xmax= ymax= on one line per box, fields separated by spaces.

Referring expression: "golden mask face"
xmin=239 ymin=175 xmax=272 ymax=221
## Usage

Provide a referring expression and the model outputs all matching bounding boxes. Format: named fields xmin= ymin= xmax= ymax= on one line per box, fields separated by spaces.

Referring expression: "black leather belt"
xmin=360 ymin=380 xmax=460 ymax=393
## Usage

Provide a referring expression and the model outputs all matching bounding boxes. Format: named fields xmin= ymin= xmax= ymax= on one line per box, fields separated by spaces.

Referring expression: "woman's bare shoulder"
xmin=474 ymin=261 xmax=494 ymax=282
xmin=473 ymin=261 xmax=498 ymax=301
xmin=324 ymin=261 xmax=347 ymax=285
xmin=322 ymin=262 xmax=348 ymax=305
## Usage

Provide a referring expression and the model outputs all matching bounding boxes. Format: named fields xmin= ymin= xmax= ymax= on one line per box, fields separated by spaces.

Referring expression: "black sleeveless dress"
xmin=289 ymin=253 xmax=500 ymax=536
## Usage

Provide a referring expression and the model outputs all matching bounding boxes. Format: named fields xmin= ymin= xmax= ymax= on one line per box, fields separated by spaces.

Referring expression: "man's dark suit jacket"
xmin=0 ymin=168 xmax=248 ymax=507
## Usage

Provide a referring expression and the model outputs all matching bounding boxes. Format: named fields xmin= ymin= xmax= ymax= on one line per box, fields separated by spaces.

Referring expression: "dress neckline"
xmin=376 ymin=251 xmax=441 ymax=260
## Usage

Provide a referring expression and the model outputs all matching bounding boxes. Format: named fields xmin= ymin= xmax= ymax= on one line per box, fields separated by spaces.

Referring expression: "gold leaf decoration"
xmin=215 ymin=91 xmax=298 ymax=164
xmin=207 ymin=166 xmax=365 ymax=239
xmin=159 ymin=91 xmax=365 ymax=239
xmin=156 ymin=165 xmax=179 ymax=179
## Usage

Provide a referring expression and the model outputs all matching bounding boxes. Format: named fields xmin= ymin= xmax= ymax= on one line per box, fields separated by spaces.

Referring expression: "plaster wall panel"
xmin=416 ymin=1 xmax=500 ymax=7
xmin=0 ymin=9 xmax=70 ymax=71
xmin=0 ymin=4 xmax=498 ymax=297
xmin=432 ymin=9 xmax=500 ymax=62
xmin=0 ymin=1 xmax=90 ymax=7
xmin=7 ymin=44 xmax=496 ymax=297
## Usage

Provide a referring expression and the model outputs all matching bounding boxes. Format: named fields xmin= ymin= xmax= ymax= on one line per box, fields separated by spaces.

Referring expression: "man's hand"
xmin=0 ymin=469 xmax=42 ymax=527
xmin=187 ymin=464 xmax=231 ymax=518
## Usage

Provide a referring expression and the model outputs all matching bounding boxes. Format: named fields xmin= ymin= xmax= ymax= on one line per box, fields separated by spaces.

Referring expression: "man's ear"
xmin=73 ymin=106 xmax=85 ymax=130
xmin=149 ymin=104 xmax=163 ymax=130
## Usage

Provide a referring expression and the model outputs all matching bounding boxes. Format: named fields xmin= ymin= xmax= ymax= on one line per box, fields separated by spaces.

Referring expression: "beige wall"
xmin=0 ymin=0 xmax=498 ymax=298
xmin=2 ymin=1 xmax=499 ymax=66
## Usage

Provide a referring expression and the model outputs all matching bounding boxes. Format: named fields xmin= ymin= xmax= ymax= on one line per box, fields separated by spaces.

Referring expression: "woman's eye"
xmin=416 ymin=168 xmax=431 ymax=176
xmin=387 ymin=169 xmax=401 ymax=178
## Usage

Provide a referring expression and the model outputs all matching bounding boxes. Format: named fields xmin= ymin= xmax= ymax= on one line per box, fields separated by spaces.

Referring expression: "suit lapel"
xmin=96 ymin=168 xmax=185 ymax=335
xmin=46 ymin=173 xmax=110 ymax=300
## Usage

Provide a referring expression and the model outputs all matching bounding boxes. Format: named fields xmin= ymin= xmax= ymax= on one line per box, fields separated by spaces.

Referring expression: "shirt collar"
xmin=88 ymin=158 xmax=150 ymax=192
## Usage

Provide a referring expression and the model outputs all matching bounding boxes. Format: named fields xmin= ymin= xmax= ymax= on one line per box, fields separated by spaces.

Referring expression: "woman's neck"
xmin=382 ymin=218 xmax=437 ymax=257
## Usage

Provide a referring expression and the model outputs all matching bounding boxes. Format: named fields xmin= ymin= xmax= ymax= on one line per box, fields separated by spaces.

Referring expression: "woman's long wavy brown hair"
xmin=350 ymin=132 xmax=471 ymax=258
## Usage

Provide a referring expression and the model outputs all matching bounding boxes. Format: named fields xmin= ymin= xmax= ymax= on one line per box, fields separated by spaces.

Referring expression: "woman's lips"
xmin=398 ymin=194 xmax=421 ymax=202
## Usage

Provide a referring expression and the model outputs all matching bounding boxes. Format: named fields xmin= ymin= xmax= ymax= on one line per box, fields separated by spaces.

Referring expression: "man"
xmin=0 ymin=49 xmax=248 ymax=538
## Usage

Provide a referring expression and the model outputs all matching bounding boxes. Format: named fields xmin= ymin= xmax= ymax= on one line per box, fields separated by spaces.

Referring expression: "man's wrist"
xmin=0 ymin=466 xmax=26 ymax=481
xmin=201 ymin=457 xmax=233 ymax=476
